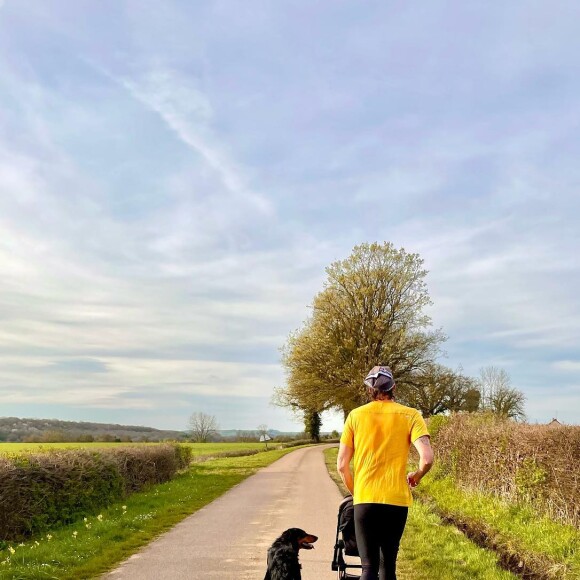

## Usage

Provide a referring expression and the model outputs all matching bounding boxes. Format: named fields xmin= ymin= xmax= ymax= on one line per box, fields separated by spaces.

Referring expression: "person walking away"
xmin=337 ymin=365 xmax=434 ymax=580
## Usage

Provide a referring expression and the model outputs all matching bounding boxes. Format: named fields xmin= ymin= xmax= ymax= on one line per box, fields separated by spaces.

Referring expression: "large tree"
xmin=188 ymin=412 xmax=219 ymax=443
xmin=278 ymin=242 xmax=446 ymax=416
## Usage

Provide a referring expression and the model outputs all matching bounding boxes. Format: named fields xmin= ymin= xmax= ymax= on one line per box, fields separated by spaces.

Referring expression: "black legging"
xmin=354 ymin=503 xmax=409 ymax=580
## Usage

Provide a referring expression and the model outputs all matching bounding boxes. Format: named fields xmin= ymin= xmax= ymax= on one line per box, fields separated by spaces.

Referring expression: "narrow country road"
xmin=104 ymin=445 xmax=345 ymax=579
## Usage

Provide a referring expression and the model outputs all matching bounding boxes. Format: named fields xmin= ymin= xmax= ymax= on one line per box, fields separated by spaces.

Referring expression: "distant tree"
xmin=42 ymin=430 xmax=67 ymax=443
xmin=478 ymin=366 xmax=526 ymax=420
xmin=479 ymin=366 xmax=510 ymax=408
xmin=236 ymin=430 xmax=258 ymax=442
xmin=463 ymin=387 xmax=481 ymax=413
xmin=330 ymin=430 xmax=340 ymax=439
xmin=399 ymin=364 xmax=479 ymax=417
xmin=188 ymin=412 xmax=219 ymax=443
xmin=77 ymin=434 xmax=95 ymax=443
xmin=304 ymin=410 xmax=321 ymax=442
xmin=277 ymin=242 xmax=445 ymax=418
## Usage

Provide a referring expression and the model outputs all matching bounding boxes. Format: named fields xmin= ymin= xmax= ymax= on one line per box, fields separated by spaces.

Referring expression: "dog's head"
xmin=278 ymin=528 xmax=318 ymax=552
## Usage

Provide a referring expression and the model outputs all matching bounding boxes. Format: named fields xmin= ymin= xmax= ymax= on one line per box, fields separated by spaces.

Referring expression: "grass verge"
xmin=323 ymin=447 xmax=517 ymax=580
xmin=416 ymin=474 xmax=580 ymax=579
xmin=0 ymin=446 xmax=308 ymax=579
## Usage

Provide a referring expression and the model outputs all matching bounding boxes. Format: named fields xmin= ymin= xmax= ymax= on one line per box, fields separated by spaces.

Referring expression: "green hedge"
xmin=0 ymin=444 xmax=192 ymax=541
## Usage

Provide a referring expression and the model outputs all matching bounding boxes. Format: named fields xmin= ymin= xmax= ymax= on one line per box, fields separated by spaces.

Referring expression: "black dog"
xmin=264 ymin=527 xmax=318 ymax=580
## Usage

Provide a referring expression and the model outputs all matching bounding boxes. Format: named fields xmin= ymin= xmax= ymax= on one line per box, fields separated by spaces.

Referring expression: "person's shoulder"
xmin=350 ymin=403 xmax=366 ymax=414
xmin=349 ymin=402 xmax=373 ymax=416
xmin=391 ymin=402 xmax=423 ymax=417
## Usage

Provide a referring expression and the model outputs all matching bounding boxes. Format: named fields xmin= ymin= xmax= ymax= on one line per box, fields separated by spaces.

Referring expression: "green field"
xmin=0 ymin=441 xmax=265 ymax=456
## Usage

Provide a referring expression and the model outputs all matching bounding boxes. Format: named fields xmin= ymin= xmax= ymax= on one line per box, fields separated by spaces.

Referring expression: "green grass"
xmin=0 ymin=446 xmax=306 ymax=579
xmin=0 ymin=441 xmax=265 ymax=456
xmin=417 ymin=473 xmax=580 ymax=579
xmin=323 ymin=447 xmax=517 ymax=580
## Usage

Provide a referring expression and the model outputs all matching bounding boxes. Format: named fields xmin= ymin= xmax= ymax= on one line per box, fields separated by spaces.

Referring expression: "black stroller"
xmin=331 ymin=495 xmax=362 ymax=579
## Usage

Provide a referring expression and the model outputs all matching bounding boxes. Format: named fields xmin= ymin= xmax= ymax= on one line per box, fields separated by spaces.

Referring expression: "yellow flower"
xmin=8 ymin=547 xmax=15 ymax=555
xmin=72 ymin=531 xmax=78 ymax=538
xmin=83 ymin=517 xmax=88 ymax=523
xmin=122 ymin=505 xmax=127 ymax=510
xmin=85 ymin=523 xmax=91 ymax=529
xmin=46 ymin=534 xmax=53 ymax=540
xmin=97 ymin=514 xmax=103 ymax=521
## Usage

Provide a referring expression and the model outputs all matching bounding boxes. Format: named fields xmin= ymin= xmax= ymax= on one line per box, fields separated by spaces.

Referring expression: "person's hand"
xmin=407 ymin=471 xmax=422 ymax=488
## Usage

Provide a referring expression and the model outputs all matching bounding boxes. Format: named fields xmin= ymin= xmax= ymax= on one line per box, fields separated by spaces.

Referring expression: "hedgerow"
xmin=430 ymin=413 xmax=580 ymax=527
xmin=0 ymin=444 xmax=192 ymax=541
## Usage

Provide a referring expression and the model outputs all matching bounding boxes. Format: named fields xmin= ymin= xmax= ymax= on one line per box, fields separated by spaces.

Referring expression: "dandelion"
xmin=18 ymin=543 xmax=24 ymax=547
xmin=72 ymin=531 xmax=78 ymax=538
xmin=46 ymin=534 xmax=53 ymax=541
xmin=83 ymin=517 xmax=88 ymax=523
xmin=97 ymin=514 xmax=103 ymax=521
xmin=8 ymin=547 xmax=15 ymax=555
xmin=35 ymin=541 xmax=40 ymax=546
xmin=122 ymin=505 xmax=127 ymax=511
xmin=85 ymin=523 xmax=92 ymax=529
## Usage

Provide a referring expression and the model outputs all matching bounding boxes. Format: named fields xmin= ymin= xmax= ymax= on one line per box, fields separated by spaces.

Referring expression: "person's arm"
xmin=407 ymin=435 xmax=434 ymax=488
xmin=337 ymin=443 xmax=354 ymax=495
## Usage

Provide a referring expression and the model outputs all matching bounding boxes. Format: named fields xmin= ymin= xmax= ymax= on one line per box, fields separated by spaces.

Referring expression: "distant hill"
xmin=0 ymin=417 xmax=187 ymax=443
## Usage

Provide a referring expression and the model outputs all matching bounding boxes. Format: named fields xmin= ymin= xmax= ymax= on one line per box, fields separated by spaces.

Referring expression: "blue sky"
xmin=0 ymin=1 xmax=578 ymax=432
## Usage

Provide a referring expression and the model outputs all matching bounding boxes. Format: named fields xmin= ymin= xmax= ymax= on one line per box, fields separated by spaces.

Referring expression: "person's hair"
xmin=368 ymin=386 xmax=395 ymax=401
xmin=367 ymin=369 xmax=395 ymax=401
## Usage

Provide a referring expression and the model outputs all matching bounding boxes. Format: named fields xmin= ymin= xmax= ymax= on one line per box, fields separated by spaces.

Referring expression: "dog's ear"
xmin=279 ymin=528 xmax=304 ymax=550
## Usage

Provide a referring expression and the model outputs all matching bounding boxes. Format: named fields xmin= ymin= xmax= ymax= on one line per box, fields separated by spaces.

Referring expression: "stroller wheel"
xmin=338 ymin=571 xmax=360 ymax=580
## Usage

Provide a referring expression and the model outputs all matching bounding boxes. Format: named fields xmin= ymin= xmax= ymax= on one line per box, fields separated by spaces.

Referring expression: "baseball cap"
xmin=364 ymin=365 xmax=395 ymax=391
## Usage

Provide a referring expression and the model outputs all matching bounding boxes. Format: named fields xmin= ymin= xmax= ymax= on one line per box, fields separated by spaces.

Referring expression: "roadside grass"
xmin=417 ymin=474 xmax=580 ymax=579
xmin=0 ymin=441 xmax=265 ymax=456
xmin=0 ymin=446 xmax=308 ymax=580
xmin=323 ymin=447 xmax=517 ymax=580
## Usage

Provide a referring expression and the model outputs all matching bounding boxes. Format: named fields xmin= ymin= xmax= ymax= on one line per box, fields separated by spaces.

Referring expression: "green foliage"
xmin=278 ymin=242 xmax=446 ymax=416
xmin=515 ymin=458 xmax=548 ymax=502
xmin=417 ymin=475 xmax=580 ymax=579
xmin=304 ymin=410 xmax=321 ymax=442
xmin=427 ymin=414 xmax=451 ymax=438
xmin=400 ymin=364 xmax=480 ymax=417
xmin=0 ymin=444 xmax=192 ymax=541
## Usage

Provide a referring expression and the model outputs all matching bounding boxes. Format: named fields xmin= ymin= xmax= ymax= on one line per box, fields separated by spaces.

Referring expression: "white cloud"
xmin=552 ymin=360 xmax=580 ymax=373
xmin=108 ymin=66 xmax=272 ymax=215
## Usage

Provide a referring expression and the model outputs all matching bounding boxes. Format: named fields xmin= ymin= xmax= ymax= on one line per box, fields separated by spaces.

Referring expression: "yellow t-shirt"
xmin=340 ymin=401 xmax=429 ymax=507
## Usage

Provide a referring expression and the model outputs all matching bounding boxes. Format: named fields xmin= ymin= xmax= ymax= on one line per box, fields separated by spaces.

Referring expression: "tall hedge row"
xmin=0 ymin=444 xmax=192 ymax=541
xmin=430 ymin=414 xmax=580 ymax=527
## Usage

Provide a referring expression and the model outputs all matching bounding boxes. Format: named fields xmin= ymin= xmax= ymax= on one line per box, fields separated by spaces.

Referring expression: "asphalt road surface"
xmin=104 ymin=445 xmax=346 ymax=579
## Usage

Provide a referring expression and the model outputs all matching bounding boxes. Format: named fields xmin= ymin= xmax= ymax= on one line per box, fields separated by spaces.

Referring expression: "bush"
xmin=280 ymin=438 xmax=315 ymax=448
xmin=431 ymin=413 xmax=580 ymax=527
xmin=0 ymin=444 xmax=192 ymax=541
